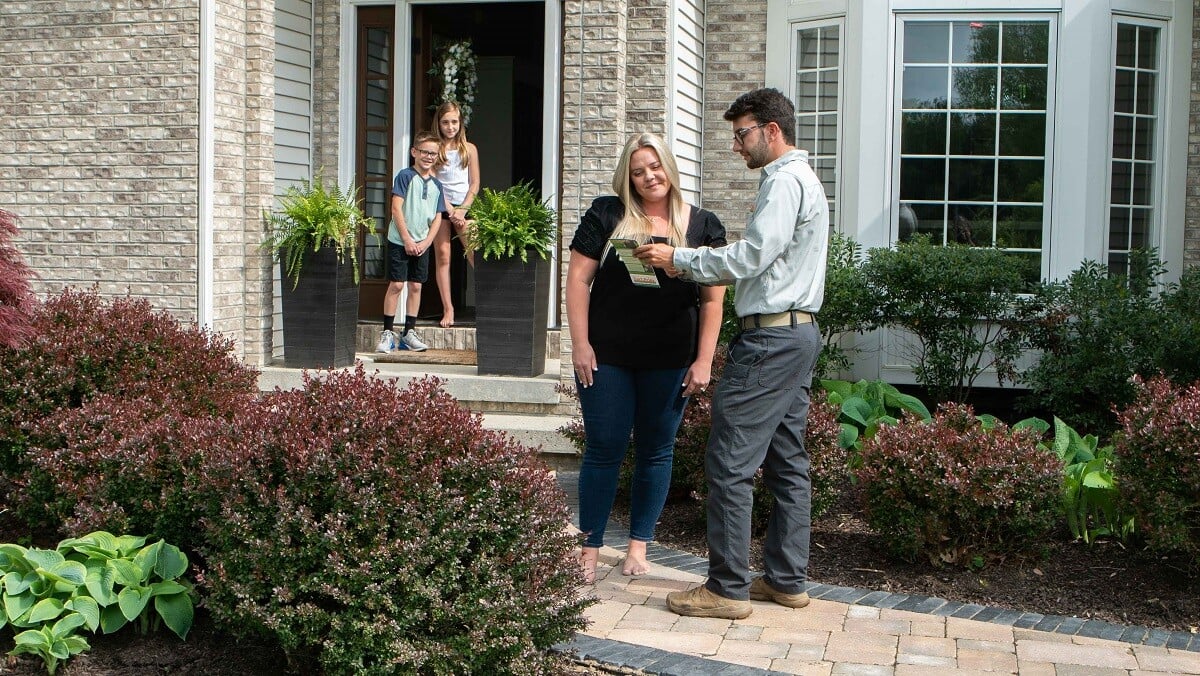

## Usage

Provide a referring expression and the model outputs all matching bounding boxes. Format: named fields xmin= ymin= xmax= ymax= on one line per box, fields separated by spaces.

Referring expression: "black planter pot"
xmin=474 ymin=252 xmax=551 ymax=376
xmin=280 ymin=245 xmax=358 ymax=369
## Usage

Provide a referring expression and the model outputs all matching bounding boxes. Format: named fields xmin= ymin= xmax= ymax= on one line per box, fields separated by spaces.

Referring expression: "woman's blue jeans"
xmin=577 ymin=363 xmax=689 ymax=548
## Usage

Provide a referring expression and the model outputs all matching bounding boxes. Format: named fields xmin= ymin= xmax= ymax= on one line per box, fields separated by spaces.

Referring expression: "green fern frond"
xmin=262 ymin=175 xmax=366 ymax=289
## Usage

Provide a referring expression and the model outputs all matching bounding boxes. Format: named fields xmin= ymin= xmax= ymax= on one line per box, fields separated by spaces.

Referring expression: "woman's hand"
xmin=572 ymin=342 xmax=598 ymax=388
xmin=681 ymin=360 xmax=711 ymax=397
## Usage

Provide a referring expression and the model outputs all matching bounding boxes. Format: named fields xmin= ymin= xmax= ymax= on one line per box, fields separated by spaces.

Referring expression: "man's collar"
xmin=762 ymin=148 xmax=806 ymax=176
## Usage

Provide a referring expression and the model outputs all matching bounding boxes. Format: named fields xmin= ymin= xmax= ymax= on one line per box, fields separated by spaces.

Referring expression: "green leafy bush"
xmin=1021 ymin=254 xmax=1200 ymax=434
xmin=862 ymin=236 xmax=1034 ymax=402
xmin=200 ymin=368 xmax=588 ymax=675
xmin=1113 ymin=376 xmax=1200 ymax=561
xmin=856 ymin=404 xmax=1061 ymax=565
xmin=465 ymin=181 xmax=557 ymax=262
xmin=820 ymin=379 xmax=930 ymax=456
xmin=1039 ymin=417 xmax=1132 ymax=544
xmin=1 ymin=531 xmax=193 ymax=675
xmin=263 ymin=176 xmax=366 ymax=289
xmin=0 ymin=289 xmax=258 ymax=526
xmin=816 ymin=232 xmax=880 ymax=377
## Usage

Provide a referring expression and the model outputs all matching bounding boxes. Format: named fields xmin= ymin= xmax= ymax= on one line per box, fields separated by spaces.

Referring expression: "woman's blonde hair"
xmin=609 ymin=132 xmax=687 ymax=246
xmin=432 ymin=101 xmax=470 ymax=168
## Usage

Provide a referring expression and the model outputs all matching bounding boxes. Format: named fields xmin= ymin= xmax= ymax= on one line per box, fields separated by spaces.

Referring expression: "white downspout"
xmin=198 ymin=0 xmax=216 ymax=328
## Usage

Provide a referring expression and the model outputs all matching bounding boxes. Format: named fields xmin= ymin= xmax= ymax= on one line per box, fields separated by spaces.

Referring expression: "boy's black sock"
xmin=383 ymin=315 xmax=395 ymax=332
xmin=404 ymin=315 xmax=417 ymax=334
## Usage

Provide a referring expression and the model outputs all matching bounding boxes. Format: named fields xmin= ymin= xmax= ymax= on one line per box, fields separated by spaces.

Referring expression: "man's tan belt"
xmin=739 ymin=310 xmax=813 ymax=330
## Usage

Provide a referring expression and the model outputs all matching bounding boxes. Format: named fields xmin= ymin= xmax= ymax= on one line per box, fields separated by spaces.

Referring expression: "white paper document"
xmin=608 ymin=238 xmax=660 ymax=288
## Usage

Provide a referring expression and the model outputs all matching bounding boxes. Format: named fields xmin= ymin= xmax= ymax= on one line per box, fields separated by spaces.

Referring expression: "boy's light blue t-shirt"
xmin=389 ymin=167 xmax=444 ymax=244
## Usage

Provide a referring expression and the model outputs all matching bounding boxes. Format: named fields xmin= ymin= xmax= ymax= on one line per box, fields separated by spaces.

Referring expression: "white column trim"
xmin=198 ymin=0 xmax=216 ymax=328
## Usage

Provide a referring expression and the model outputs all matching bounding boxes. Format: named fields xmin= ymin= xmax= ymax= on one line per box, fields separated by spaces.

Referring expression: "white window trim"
xmin=790 ymin=17 xmax=845 ymax=230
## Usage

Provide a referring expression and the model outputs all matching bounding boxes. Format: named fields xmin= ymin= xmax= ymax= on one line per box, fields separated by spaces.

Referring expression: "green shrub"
xmin=1037 ymin=417 xmax=1132 ymax=544
xmin=1020 ymin=253 xmax=1200 ymax=434
xmin=816 ymin=232 xmax=880 ymax=378
xmin=856 ymin=403 xmax=1061 ymax=565
xmin=862 ymin=236 xmax=1034 ymax=403
xmin=820 ymin=379 xmax=931 ymax=458
xmin=1113 ymin=376 xmax=1200 ymax=561
xmin=200 ymin=368 xmax=588 ymax=675
xmin=0 ymin=289 xmax=258 ymax=527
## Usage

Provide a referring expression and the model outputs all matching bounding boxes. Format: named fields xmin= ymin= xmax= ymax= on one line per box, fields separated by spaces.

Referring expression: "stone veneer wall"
xmin=311 ymin=0 xmax=341 ymax=181
xmin=0 ymin=1 xmax=275 ymax=364
xmin=1187 ymin=0 xmax=1200 ymax=268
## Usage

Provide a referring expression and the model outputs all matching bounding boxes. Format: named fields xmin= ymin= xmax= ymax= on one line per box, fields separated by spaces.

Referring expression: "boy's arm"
xmin=391 ymin=195 xmax=422 ymax=256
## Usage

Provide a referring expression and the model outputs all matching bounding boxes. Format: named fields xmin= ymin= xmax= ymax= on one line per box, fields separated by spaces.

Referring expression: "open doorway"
xmin=409 ymin=2 xmax=545 ymax=324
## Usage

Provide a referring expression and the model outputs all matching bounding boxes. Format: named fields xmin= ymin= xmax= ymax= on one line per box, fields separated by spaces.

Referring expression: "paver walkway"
xmin=554 ymin=474 xmax=1200 ymax=676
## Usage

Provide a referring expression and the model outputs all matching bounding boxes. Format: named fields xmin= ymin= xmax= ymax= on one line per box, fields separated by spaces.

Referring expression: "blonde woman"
xmin=431 ymin=101 xmax=481 ymax=327
xmin=565 ymin=132 xmax=726 ymax=583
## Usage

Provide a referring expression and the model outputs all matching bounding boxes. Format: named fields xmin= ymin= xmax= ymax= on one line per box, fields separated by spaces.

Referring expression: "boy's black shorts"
xmin=386 ymin=241 xmax=430 ymax=283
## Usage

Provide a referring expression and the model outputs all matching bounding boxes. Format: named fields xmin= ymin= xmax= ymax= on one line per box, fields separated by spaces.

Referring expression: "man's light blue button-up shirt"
xmin=673 ymin=149 xmax=829 ymax=318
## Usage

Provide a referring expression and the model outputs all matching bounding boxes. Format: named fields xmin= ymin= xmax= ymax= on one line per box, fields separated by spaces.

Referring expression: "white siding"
xmin=273 ymin=0 xmax=313 ymax=361
xmin=671 ymin=0 xmax=704 ymax=205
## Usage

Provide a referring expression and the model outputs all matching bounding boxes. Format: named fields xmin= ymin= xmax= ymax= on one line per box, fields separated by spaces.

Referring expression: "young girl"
xmin=431 ymin=101 xmax=481 ymax=328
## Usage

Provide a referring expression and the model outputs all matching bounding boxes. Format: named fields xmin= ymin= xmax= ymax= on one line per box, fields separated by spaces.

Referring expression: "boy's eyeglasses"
xmin=416 ymin=150 xmax=439 ymax=158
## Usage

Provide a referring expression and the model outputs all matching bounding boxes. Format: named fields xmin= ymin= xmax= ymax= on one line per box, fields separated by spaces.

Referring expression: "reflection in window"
xmin=896 ymin=18 xmax=1050 ymax=280
xmin=794 ymin=21 xmax=841 ymax=227
xmin=361 ymin=27 xmax=392 ymax=280
xmin=1108 ymin=22 xmax=1160 ymax=276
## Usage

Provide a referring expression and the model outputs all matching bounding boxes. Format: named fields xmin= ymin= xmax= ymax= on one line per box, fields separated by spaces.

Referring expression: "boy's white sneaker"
xmin=400 ymin=329 xmax=428 ymax=352
xmin=375 ymin=329 xmax=397 ymax=353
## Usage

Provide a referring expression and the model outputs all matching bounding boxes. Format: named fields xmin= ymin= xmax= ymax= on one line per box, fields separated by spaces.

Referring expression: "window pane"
xmin=795 ymin=22 xmax=841 ymax=227
xmin=947 ymin=158 xmax=994 ymax=201
xmin=1135 ymin=72 xmax=1156 ymax=115
xmin=903 ymin=66 xmax=948 ymax=109
xmin=1115 ymin=24 xmax=1136 ymax=68
xmin=1130 ymin=207 xmax=1150 ymax=248
xmin=798 ymin=28 xmax=819 ymax=68
xmin=1000 ymin=66 xmax=1047 ymax=110
xmin=819 ymin=78 xmax=838 ymax=110
xmin=1133 ymin=117 xmax=1154 ymax=160
xmin=1131 ymin=162 xmax=1153 ymax=206
xmin=1137 ymin=26 xmax=1158 ymax=69
xmin=1113 ymin=69 xmax=1134 ymax=114
xmin=1110 ymin=160 xmax=1132 ymax=204
xmin=951 ymin=66 xmax=997 ymax=109
xmin=817 ymin=115 xmax=837 ymax=154
xmin=814 ymin=158 xmax=836 ymax=196
xmin=996 ymin=205 xmax=1042 ymax=249
xmin=900 ymin=158 xmax=946 ymax=200
xmin=1109 ymin=206 xmax=1131 ymax=250
xmin=952 ymin=22 xmax=999 ymax=63
xmin=1112 ymin=114 xmax=1133 ymax=159
xmin=902 ymin=112 xmax=947 ymax=154
xmin=797 ymin=71 xmax=817 ymax=111
xmin=820 ymin=26 xmax=839 ymax=67
xmin=996 ymin=159 xmax=1044 ymax=202
xmin=905 ymin=22 xmax=950 ymax=63
xmin=947 ymin=203 xmax=993 ymax=246
xmin=797 ymin=115 xmax=816 ymax=148
xmin=1001 ymin=22 xmax=1049 ymax=64
xmin=997 ymin=113 xmax=1045 ymax=156
xmin=366 ymin=29 xmax=391 ymax=75
xmin=949 ymin=113 xmax=995 ymax=156
xmin=898 ymin=202 xmax=946 ymax=242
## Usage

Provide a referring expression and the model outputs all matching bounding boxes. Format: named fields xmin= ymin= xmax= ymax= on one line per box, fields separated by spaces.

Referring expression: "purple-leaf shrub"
xmin=199 ymin=368 xmax=589 ymax=675
xmin=1114 ymin=376 xmax=1200 ymax=561
xmin=0 ymin=208 xmax=35 ymax=349
xmin=856 ymin=403 xmax=1061 ymax=565
xmin=0 ymin=288 xmax=259 ymax=493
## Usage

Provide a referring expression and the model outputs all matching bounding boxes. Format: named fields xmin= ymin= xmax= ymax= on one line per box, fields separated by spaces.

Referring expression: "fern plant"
xmin=464 ymin=181 xmax=556 ymax=262
xmin=263 ymin=177 xmax=367 ymax=289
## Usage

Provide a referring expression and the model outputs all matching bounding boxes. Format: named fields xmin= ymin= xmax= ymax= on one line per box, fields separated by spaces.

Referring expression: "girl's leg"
xmin=625 ymin=366 xmax=690 ymax=575
xmin=576 ymin=364 xmax=636 ymax=580
xmin=432 ymin=222 xmax=454 ymax=327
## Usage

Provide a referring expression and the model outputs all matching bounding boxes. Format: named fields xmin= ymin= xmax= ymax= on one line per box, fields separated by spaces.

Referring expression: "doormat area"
xmin=371 ymin=349 xmax=477 ymax=366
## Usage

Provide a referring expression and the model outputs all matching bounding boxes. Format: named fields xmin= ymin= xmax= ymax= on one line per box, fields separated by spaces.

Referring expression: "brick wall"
xmin=0 ymin=1 xmax=202 ymax=316
xmin=0 ymin=1 xmax=276 ymax=364
xmin=1187 ymin=0 xmax=1200 ymax=268
xmin=699 ymin=0 xmax=769 ymax=235
xmin=311 ymin=0 xmax=341 ymax=179
xmin=626 ymin=0 xmax=670 ymax=134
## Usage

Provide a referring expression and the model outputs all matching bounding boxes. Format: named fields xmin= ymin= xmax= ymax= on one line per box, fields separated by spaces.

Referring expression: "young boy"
xmin=377 ymin=131 xmax=445 ymax=353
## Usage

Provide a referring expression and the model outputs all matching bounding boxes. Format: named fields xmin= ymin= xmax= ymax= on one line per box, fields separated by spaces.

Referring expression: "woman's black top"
xmin=569 ymin=195 xmax=726 ymax=369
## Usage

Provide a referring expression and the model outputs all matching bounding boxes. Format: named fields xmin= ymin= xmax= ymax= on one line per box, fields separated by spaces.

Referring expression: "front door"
xmin=354 ymin=2 xmax=546 ymax=324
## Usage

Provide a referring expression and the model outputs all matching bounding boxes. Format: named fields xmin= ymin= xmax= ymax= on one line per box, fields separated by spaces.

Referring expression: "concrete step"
xmin=482 ymin=412 xmax=581 ymax=472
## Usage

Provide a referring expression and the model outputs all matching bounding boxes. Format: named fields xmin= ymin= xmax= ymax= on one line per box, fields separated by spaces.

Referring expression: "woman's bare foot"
xmin=578 ymin=546 xmax=599 ymax=584
xmin=622 ymin=540 xmax=650 ymax=576
xmin=439 ymin=308 xmax=454 ymax=328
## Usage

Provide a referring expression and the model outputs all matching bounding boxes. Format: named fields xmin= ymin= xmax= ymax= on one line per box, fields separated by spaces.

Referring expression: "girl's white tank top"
xmin=436 ymin=149 xmax=470 ymax=205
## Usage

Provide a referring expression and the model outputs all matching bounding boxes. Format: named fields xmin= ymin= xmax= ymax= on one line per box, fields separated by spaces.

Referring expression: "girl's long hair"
xmin=608 ymin=132 xmax=686 ymax=246
xmin=432 ymin=101 xmax=470 ymax=169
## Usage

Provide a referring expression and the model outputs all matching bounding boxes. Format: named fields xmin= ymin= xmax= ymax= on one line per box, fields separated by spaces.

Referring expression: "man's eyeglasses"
xmin=732 ymin=122 xmax=767 ymax=145
xmin=416 ymin=149 xmax=439 ymax=158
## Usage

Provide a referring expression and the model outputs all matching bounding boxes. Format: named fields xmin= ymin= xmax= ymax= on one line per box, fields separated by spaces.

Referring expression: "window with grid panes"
xmin=794 ymin=22 xmax=841 ymax=227
xmin=1107 ymin=21 xmax=1161 ymax=276
xmin=895 ymin=18 xmax=1051 ymax=282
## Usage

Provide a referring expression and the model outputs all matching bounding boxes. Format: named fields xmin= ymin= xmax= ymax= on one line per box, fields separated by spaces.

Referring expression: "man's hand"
xmin=634 ymin=243 xmax=675 ymax=269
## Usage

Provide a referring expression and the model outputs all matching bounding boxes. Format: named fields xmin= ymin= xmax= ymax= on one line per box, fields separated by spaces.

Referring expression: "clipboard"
xmin=607 ymin=238 xmax=660 ymax=288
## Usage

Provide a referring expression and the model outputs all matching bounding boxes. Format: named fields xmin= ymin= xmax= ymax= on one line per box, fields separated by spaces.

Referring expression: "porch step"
xmin=356 ymin=323 xmax=561 ymax=359
xmin=481 ymin=412 xmax=581 ymax=472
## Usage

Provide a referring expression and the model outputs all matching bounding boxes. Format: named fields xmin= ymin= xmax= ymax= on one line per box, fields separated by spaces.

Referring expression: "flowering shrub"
xmin=1114 ymin=376 xmax=1200 ymax=560
xmin=429 ymin=40 xmax=477 ymax=125
xmin=0 ymin=289 xmax=258 ymax=512
xmin=856 ymin=404 xmax=1061 ymax=564
xmin=0 ymin=208 xmax=35 ymax=349
xmin=200 ymin=368 xmax=589 ymax=675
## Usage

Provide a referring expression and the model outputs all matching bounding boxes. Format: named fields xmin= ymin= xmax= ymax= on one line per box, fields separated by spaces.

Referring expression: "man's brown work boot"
xmin=748 ymin=577 xmax=810 ymax=608
xmin=666 ymin=583 xmax=752 ymax=619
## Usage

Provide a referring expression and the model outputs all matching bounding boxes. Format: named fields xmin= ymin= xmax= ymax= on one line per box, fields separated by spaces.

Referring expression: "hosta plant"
xmin=0 ymin=532 xmax=193 ymax=675
xmin=820 ymin=379 xmax=930 ymax=457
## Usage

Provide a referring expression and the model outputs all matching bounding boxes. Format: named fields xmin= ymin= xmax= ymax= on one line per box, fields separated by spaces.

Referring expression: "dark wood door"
xmin=355 ymin=6 xmax=395 ymax=319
